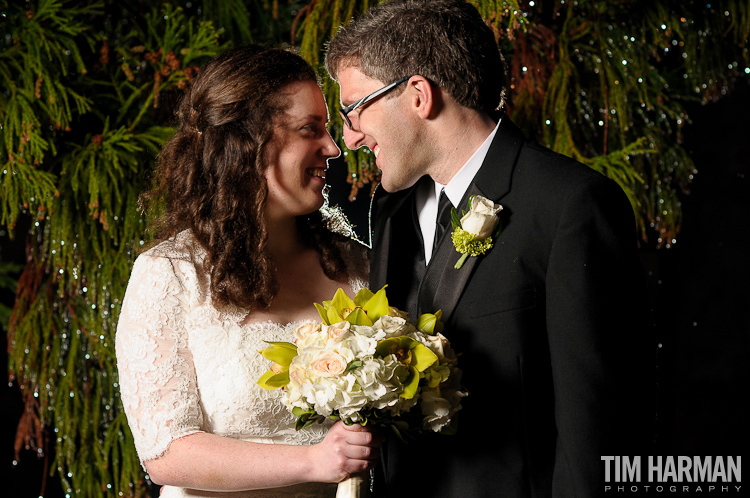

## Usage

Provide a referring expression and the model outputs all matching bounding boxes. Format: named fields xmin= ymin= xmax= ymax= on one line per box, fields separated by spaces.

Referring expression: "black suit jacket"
xmin=369 ymin=117 xmax=655 ymax=498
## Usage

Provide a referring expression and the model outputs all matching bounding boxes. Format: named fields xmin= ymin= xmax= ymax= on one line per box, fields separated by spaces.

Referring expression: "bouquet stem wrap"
xmin=336 ymin=471 xmax=369 ymax=498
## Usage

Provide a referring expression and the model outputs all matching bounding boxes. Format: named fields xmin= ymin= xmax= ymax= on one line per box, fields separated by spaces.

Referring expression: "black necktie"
xmin=432 ymin=190 xmax=453 ymax=256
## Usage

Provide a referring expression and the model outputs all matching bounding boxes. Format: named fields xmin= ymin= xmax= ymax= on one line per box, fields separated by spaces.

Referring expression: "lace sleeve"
xmin=115 ymin=253 xmax=204 ymax=466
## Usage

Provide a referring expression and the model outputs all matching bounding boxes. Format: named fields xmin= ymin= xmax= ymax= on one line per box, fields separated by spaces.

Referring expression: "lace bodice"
xmin=115 ymin=231 xmax=367 ymax=497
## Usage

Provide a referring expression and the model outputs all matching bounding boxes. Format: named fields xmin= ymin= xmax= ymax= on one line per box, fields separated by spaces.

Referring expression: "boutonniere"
xmin=450 ymin=195 xmax=503 ymax=269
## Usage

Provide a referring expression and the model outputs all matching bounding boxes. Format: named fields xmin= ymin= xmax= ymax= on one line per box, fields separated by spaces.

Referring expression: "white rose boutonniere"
xmin=450 ymin=195 xmax=503 ymax=269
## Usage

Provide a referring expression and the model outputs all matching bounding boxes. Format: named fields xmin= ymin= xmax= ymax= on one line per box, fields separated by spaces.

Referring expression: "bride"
xmin=115 ymin=45 xmax=380 ymax=497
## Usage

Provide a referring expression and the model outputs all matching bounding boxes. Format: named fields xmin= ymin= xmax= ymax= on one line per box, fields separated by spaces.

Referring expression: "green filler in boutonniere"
xmin=450 ymin=195 xmax=503 ymax=269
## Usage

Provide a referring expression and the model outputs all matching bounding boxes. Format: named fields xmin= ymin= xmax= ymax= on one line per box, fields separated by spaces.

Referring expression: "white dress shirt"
xmin=417 ymin=119 xmax=501 ymax=263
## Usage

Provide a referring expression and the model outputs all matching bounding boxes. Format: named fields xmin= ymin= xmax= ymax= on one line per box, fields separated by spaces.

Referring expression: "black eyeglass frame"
xmin=339 ymin=76 xmax=411 ymax=129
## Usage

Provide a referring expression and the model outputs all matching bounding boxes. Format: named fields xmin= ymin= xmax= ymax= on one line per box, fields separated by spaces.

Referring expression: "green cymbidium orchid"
xmin=314 ymin=285 xmax=391 ymax=326
xmin=257 ymin=341 xmax=297 ymax=390
xmin=376 ymin=336 xmax=438 ymax=399
xmin=416 ymin=310 xmax=444 ymax=335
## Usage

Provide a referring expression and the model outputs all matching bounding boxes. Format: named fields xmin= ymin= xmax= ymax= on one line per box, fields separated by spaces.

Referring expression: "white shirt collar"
xmin=434 ymin=118 xmax=501 ymax=206
xmin=418 ymin=118 xmax=501 ymax=262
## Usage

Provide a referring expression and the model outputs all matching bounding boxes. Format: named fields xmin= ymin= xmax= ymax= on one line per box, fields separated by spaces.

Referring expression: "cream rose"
xmin=325 ymin=321 xmax=351 ymax=341
xmin=460 ymin=195 xmax=502 ymax=239
xmin=288 ymin=363 xmax=308 ymax=385
xmin=293 ymin=320 xmax=322 ymax=346
xmin=310 ymin=350 xmax=348 ymax=377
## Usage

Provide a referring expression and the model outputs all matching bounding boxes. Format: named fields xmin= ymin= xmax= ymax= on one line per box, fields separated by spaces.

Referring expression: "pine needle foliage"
xmin=1 ymin=1 xmax=748 ymax=497
xmin=2 ymin=1 xmax=228 ymax=496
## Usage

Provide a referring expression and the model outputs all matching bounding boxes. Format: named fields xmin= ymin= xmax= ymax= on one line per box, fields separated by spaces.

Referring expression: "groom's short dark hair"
xmin=325 ymin=0 xmax=507 ymax=115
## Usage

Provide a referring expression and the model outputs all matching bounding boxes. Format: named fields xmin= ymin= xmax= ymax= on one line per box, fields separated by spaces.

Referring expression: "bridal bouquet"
xmin=257 ymin=286 xmax=466 ymax=496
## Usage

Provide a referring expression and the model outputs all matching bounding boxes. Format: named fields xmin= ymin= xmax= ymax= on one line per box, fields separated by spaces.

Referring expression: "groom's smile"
xmin=337 ymin=67 xmax=428 ymax=193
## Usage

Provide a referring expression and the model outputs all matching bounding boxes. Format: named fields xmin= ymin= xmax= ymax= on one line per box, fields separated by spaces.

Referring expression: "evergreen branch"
xmin=0 ymin=158 xmax=58 ymax=231
xmin=201 ymin=0 xmax=254 ymax=44
xmin=580 ymin=137 xmax=650 ymax=232
xmin=0 ymin=261 xmax=23 ymax=331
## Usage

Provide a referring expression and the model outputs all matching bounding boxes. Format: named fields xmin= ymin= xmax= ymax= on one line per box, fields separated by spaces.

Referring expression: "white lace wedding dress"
xmin=115 ymin=231 xmax=367 ymax=498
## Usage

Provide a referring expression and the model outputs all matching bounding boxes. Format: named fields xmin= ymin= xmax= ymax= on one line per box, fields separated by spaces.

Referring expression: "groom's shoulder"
xmin=492 ymin=116 xmax=605 ymax=186
xmin=512 ymin=138 xmax=614 ymax=190
xmin=520 ymin=139 xmax=590 ymax=172
xmin=481 ymin=134 xmax=626 ymax=213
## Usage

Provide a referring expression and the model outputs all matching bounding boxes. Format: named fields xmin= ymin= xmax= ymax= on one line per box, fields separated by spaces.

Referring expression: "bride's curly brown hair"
xmin=141 ymin=45 xmax=359 ymax=311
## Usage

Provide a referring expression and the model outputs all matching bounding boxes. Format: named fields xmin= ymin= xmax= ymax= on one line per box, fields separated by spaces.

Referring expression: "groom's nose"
xmin=343 ymin=125 xmax=367 ymax=151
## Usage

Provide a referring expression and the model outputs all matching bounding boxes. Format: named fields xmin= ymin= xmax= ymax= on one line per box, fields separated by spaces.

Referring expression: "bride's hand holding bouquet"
xmin=303 ymin=420 xmax=382 ymax=492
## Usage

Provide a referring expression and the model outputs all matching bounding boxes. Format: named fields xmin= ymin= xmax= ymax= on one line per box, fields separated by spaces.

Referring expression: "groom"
xmin=326 ymin=0 xmax=655 ymax=496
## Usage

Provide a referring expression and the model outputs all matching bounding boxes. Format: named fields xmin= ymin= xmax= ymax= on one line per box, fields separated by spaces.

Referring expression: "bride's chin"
xmin=308 ymin=196 xmax=326 ymax=214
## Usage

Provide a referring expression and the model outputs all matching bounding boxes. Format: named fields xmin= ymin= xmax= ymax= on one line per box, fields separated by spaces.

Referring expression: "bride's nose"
xmin=321 ymin=131 xmax=340 ymax=159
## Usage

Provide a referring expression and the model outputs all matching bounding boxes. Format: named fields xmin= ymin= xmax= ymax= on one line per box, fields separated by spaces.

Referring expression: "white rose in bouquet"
xmin=410 ymin=331 xmax=455 ymax=361
xmin=372 ymin=314 xmax=415 ymax=338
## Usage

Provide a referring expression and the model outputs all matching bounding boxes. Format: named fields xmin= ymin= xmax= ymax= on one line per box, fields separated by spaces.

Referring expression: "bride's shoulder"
xmin=133 ymin=230 xmax=208 ymax=287
xmin=129 ymin=231 xmax=209 ymax=306
xmin=140 ymin=230 xmax=205 ymax=263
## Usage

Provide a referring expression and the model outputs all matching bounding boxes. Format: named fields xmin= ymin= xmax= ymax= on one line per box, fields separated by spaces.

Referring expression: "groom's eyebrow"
xmin=339 ymin=90 xmax=359 ymax=107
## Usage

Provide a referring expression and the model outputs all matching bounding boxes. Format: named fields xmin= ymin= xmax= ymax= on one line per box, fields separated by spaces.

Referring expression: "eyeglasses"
xmin=339 ymin=76 xmax=411 ymax=129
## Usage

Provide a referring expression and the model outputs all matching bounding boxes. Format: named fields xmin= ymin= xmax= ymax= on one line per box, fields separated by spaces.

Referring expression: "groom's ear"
xmin=406 ymin=75 xmax=437 ymax=120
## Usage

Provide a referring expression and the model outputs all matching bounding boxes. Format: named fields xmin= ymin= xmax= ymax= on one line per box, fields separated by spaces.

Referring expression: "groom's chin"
xmin=379 ymin=175 xmax=422 ymax=194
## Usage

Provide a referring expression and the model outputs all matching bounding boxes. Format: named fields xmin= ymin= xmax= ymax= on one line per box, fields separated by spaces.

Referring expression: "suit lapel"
xmin=417 ymin=117 xmax=526 ymax=321
xmin=418 ymin=182 xmax=486 ymax=318
xmin=369 ymin=182 xmax=421 ymax=291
